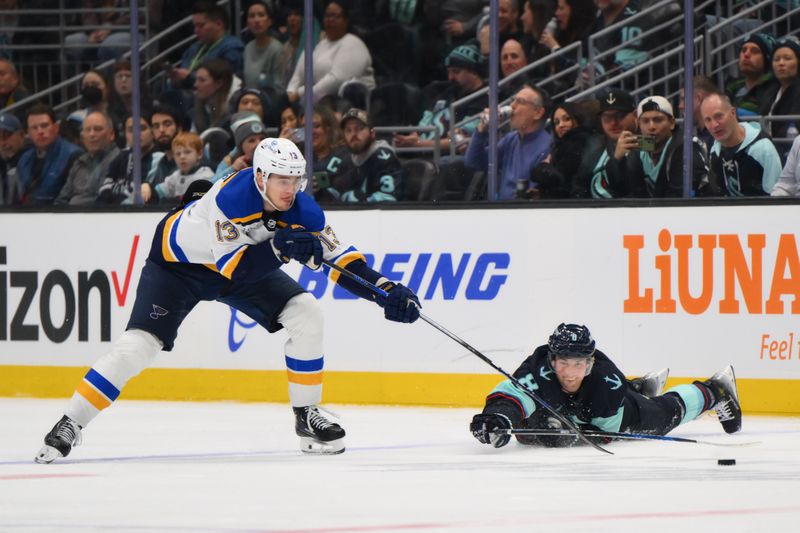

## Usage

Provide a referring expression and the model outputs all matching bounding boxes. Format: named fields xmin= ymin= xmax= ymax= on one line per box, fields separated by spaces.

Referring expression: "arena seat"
xmin=369 ymin=83 xmax=424 ymax=127
xmin=401 ymin=158 xmax=438 ymax=201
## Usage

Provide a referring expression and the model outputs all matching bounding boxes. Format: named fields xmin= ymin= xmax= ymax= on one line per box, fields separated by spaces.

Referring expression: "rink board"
xmin=1 ymin=206 xmax=798 ymax=413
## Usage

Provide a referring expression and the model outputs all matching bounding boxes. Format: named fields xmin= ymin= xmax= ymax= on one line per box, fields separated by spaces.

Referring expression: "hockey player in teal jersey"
xmin=471 ymin=323 xmax=742 ymax=448
xmin=35 ymin=138 xmax=421 ymax=463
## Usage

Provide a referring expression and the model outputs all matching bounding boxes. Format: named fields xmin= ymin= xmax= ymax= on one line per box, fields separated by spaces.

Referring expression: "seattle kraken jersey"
xmin=152 ymin=168 xmax=367 ymax=284
xmin=592 ymin=0 xmax=648 ymax=71
xmin=709 ymin=122 xmax=781 ymax=196
xmin=485 ymin=346 xmax=628 ymax=433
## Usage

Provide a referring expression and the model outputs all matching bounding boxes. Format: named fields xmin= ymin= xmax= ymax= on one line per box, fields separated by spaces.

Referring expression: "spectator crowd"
xmin=1 ymin=0 xmax=800 ymax=206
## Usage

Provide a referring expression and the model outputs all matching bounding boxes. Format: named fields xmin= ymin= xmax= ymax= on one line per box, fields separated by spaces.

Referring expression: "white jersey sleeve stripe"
xmin=161 ymin=209 xmax=184 ymax=263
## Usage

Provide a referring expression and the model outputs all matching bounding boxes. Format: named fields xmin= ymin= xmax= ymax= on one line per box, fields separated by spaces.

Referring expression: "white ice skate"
xmin=636 ymin=367 xmax=670 ymax=398
xmin=707 ymin=365 xmax=742 ymax=434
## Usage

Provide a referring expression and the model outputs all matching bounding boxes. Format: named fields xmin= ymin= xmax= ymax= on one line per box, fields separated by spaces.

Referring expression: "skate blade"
xmin=34 ymin=445 xmax=63 ymax=464
xmin=299 ymin=437 xmax=345 ymax=455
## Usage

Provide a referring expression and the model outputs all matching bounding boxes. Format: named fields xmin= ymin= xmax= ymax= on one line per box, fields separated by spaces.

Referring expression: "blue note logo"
xmin=149 ymin=305 xmax=169 ymax=320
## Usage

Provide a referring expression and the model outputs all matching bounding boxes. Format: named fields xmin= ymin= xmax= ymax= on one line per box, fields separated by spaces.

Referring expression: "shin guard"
xmin=66 ymin=329 xmax=163 ymax=428
xmin=279 ymin=293 xmax=324 ymax=407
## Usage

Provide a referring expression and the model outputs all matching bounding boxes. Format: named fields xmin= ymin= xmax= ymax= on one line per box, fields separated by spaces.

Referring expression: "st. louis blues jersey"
xmin=151 ymin=168 xmax=370 ymax=288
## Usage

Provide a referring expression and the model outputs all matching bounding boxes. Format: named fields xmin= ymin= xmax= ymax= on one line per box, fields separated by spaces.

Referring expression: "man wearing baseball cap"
xmin=0 ymin=112 xmax=29 ymax=204
xmin=327 ymin=108 xmax=405 ymax=202
xmin=606 ymin=95 xmax=715 ymax=197
xmin=573 ymin=88 xmax=638 ymax=198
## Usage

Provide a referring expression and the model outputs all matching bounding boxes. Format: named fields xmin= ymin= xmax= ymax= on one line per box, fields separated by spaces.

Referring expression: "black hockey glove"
xmin=537 ymin=416 xmax=580 ymax=448
xmin=272 ymin=227 xmax=323 ymax=269
xmin=470 ymin=413 xmax=512 ymax=448
xmin=376 ymin=282 xmax=420 ymax=323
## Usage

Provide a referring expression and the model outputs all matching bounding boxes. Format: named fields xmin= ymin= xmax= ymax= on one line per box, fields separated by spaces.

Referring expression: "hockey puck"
xmin=717 ymin=459 xmax=736 ymax=466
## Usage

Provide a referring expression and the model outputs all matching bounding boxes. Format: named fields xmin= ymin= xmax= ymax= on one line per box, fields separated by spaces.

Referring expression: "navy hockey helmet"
xmin=548 ymin=323 xmax=596 ymax=375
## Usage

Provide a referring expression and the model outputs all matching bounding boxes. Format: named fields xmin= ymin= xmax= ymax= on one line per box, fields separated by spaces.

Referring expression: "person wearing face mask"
xmin=62 ymin=70 xmax=110 ymax=146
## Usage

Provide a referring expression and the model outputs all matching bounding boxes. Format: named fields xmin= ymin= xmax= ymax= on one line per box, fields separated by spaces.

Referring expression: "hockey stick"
xmin=322 ymin=259 xmax=613 ymax=455
xmin=497 ymin=428 xmax=761 ymax=447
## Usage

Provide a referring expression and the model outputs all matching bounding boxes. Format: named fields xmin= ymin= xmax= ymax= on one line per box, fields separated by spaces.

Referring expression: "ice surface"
xmin=1 ymin=399 xmax=799 ymax=532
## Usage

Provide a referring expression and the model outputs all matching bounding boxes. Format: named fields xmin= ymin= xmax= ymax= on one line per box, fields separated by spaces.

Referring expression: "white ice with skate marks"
xmin=1 ymin=399 xmax=799 ymax=533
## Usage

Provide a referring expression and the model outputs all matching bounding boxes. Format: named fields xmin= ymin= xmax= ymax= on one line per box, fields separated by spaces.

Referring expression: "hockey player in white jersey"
xmin=35 ymin=138 xmax=421 ymax=463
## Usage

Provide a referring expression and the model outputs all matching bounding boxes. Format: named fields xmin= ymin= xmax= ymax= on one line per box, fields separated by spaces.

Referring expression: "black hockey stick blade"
xmin=499 ymin=428 xmax=761 ymax=447
xmin=321 ymin=259 xmax=613 ymax=455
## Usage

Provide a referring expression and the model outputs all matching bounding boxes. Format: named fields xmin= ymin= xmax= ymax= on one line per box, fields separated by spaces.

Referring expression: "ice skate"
xmin=293 ymin=406 xmax=345 ymax=454
xmin=706 ymin=365 xmax=742 ymax=434
xmin=35 ymin=415 xmax=83 ymax=464
xmin=630 ymin=368 xmax=669 ymax=398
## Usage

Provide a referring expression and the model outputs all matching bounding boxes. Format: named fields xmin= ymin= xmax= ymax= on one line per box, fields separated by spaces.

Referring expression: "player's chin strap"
xmin=257 ymin=176 xmax=295 ymax=212
xmin=321 ymin=258 xmax=613 ymax=455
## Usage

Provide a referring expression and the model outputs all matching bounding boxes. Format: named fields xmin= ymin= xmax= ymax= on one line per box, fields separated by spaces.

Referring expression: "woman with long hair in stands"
xmin=192 ymin=58 xmax=234 ymax=134
xmin=538 ymin=0 xmax=595 ymax=56
xmin=529 ymin=101 xmax=598 ymax=198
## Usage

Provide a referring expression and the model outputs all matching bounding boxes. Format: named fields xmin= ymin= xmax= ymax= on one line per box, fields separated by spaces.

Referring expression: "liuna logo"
xmin=0 ymin=236 xmax=140 ymax=343
xmin=624 ymin=230 xmax=799 ymax=314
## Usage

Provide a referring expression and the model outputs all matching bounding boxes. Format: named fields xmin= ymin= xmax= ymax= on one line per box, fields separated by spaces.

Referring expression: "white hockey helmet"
xmin=252 ymin=137 xmax=307 ymax=201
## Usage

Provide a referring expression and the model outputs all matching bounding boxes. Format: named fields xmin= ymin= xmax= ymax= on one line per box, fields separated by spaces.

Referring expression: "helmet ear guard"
xmin=547 ymin=323 xmax=596 ymax=376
